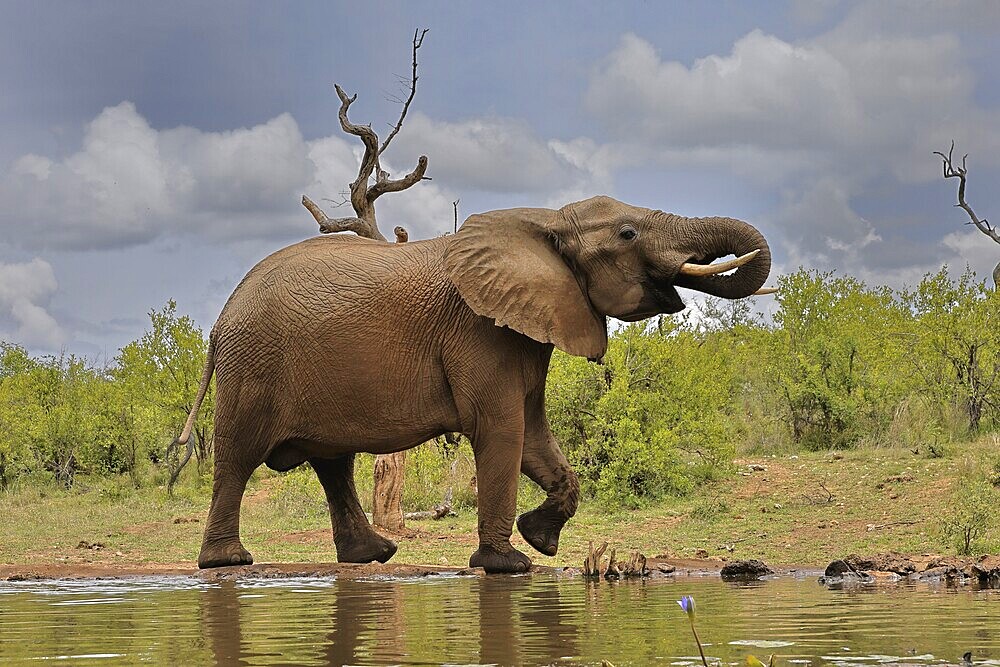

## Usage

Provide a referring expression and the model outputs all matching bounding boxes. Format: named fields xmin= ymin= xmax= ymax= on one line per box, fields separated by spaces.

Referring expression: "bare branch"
xmin=936 ymin=142 xmax=1000 ymax=246
xmin=368 ymin=155 xmax=428 ymax=201
xmin=318 ymin=30 xmax=430 ymax=243
xmin=302 ymin=195 xmax=374 ymax=237
xmin=334 ymin=84 xmax=382 ymax=232
xmin=302 ymin=195 xmax=329 ymax=226
xmin=319 ymin=217 xmax=374 ymax=236
xmin=379 ymin=28 xmax=428 ymax=158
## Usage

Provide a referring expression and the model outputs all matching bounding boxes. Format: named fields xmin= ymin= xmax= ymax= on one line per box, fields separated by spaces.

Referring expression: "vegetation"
xmin=0 ymin=300 xmax=210 ymax=491
xmin=2 ymin=438 xmax=998 ymax=568
xmin=939 ymin=457 xmax=1000 ymax=555
xmin=0 ymin=267 xmax=998 ymax=561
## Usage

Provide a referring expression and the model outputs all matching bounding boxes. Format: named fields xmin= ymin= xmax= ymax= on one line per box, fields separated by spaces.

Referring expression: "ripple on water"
xmin=0 ymin=576 xmax=996 ymax=665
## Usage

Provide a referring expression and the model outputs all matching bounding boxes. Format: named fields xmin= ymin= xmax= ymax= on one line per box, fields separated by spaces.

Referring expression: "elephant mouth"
xmin=619 ymin=282 xmax=685 ymax=321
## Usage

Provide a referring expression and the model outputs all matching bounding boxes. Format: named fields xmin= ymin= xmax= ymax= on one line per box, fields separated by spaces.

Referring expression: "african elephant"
xmin=176 ymin=195 xmax=771 ymax=574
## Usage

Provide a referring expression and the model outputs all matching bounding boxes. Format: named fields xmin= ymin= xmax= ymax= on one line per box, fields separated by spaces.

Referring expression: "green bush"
xmin=940 ymin=474 xmax=998 ymax=555
xmin=2 ymin=267 xmax=999 ymax=509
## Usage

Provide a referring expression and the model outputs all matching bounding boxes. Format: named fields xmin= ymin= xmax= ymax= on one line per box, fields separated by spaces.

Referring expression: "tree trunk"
xmin=372 ymin=451 xmax=406 ymax=531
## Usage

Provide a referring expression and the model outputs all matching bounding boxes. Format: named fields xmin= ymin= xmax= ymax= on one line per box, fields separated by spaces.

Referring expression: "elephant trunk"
xmin=669 ymin=216 xmax=771 ymax=299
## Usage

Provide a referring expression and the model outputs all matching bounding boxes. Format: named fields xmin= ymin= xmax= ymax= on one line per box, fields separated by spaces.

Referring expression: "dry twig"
xmin=935 ymin=141 xmax=1000 ymax=285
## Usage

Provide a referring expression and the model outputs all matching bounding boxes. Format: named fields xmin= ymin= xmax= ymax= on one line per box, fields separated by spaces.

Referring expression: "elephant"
xmin=175 ymin=195 xmax=771 ymax=574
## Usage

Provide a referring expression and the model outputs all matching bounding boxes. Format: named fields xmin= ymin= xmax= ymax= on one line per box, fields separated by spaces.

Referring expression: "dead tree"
xmin=302 ymin=28 xmax=430 ymax=242
xmin=302 ymin=29 xmax=429 ymax=532
xmin=935 ymin=142 xmax=1000 ymax=287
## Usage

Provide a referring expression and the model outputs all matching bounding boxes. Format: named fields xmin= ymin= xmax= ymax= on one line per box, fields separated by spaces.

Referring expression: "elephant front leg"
xmin=469 ymin=420 xmax=533 ymax=574
xmin=310 ymin=455 xmax=397 ymax=564
xmin=516 ymin=413 xmax=580 ymax=557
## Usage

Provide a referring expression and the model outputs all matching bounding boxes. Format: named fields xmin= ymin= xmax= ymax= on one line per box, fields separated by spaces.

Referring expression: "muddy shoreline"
xmin=2 ymin=553 xmax=997 ymax=586
xmin=0 ymin=557 xmax=817 ymax=582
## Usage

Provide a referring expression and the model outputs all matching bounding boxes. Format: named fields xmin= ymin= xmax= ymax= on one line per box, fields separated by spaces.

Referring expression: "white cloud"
xmin=586 ymin=18 xmax=1000 ymax=281
xmin=386 ymin=113 xmax=613 ymax=200
xmin=587 ymin=31 xmax=859 ymax=152
xmin=12 ymin=154 xmax=52 ymax=180
xmin=774 ymin=178 xmax=881 ymax=267
xmin=159 ymin=112 xmax=314 ymax=215
xmin=941 ymin=229 xmax=1000 ymax=282
xmin=586 ymin=28 xmax=999 ymax=175
xmin=0 ymin=102 xmax=317 ymax=250
xmin=0 ymin=102 xmax=611 ymax=252
xmin=0 ymin=258 xmax=65 ymax=350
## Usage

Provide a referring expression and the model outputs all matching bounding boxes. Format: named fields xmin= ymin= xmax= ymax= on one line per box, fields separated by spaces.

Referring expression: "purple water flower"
xmin=677 ymin=595 xmax=707 ymax=667
xmin=677 ymin=595 xmax=696 ymax=618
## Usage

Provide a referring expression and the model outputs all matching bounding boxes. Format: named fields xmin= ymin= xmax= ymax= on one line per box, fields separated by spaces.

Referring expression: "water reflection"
xmin=474 ymin=574 xmax=582 ymax=665
xmin=202 ymin=582 xmax=249 ymax=665
xmin=0 ymin=574 xmax=998 ymax=665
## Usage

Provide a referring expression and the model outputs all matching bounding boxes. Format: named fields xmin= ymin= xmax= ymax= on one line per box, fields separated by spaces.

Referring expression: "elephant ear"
xmin=444 ymin=208 xmax=608 ymax=360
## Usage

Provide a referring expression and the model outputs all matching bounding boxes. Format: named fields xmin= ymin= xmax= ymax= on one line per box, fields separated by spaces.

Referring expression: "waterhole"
xmin=0 ymin=574 xmax=997 ymax=665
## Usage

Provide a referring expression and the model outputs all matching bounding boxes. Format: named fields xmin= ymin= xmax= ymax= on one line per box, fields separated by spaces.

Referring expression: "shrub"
xmin=940 ymin=475 xmax=997 ymax=555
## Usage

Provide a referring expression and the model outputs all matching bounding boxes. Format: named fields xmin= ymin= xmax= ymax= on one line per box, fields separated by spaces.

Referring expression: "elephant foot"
xmin=336 ymin=531 xmax=398 ymax=564
xmin=516 ymin=508 xmax=565 ymax=556
xmin=198 ymin=541 xmax=254 ymax=569
xmin=469 ymin=544 xmax=532 ymax=574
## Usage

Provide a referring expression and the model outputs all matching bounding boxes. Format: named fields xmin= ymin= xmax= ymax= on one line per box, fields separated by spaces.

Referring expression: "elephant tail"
xmin=167 ymin=336 xmax=216 ymax=493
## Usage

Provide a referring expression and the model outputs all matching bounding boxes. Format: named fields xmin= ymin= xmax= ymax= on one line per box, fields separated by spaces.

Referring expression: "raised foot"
xmin=516 ymin=508 xmax=563 ymax=556
xmin=336 ymin=531 xmax=398 ymax=564
xmin=198 ymin=542 xmax=254 ymax=569
xmin=469 ymin=545 xmax=532 ymax=574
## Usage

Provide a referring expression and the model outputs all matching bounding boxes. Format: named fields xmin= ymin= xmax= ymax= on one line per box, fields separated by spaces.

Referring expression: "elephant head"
xmin=444 ymin=195 xmax=771 ymax=360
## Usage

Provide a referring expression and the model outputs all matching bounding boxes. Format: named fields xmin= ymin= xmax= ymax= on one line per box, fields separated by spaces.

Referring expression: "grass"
xmin=1 ymin=437 xmax=998 ymax=570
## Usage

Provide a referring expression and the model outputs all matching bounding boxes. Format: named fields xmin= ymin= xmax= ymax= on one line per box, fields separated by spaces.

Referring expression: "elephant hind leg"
xmin=310 ymin=455 xmax=397 ymax=564
xmin=199 ymin=437 xmax=255 ymax=568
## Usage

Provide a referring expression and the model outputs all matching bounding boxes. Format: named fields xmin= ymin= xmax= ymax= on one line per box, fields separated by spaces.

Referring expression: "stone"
xmin=720 ymin=559 xmax=774 ymax=580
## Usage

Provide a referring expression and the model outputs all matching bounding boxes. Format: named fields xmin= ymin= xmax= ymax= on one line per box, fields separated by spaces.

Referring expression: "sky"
xmin=1 ymin=0 xmax=999 ymax=358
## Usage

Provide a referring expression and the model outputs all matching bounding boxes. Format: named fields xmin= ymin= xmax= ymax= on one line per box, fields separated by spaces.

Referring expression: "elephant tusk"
xmin=678 ymin=249 xmax=760 ymax=277
xmin=753 ymin=287 xmax=778 ymax=295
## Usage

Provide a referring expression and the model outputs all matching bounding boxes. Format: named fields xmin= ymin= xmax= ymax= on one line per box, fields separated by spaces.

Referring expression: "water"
xmin=0 ymin=573 xmax=998 ymax=666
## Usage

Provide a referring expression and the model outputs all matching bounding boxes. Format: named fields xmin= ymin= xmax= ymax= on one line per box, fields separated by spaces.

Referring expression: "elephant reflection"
xmin=200 ymin=581 xmax=248 ymax=666
xmin=200 ymin=574 xmax=582 ymax=665
xmin=477 ymin=575 xmax=581 ymax=665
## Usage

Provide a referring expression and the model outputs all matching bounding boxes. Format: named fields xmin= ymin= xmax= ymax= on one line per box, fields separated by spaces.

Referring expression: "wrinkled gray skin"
xmin=189 ymin=196 xmax=771 ymax=574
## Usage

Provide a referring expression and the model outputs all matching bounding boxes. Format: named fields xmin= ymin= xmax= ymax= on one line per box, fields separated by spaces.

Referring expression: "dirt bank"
xmin=0 ymin=557 xmax=815 ymax=582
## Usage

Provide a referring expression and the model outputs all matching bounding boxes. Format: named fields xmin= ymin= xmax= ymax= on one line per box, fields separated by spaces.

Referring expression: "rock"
xmin=841 ymin=552 xmax=917 ymax=575
xmin=824 ymin=559 xmax=853 ymax=577
xmin=656 ymin=562 xmax=676 ymax=574
xmin=720 ymin=559 xmax=774 ymax=580
xmin=972 ymin=555 xmax=1000 ymax=585
xmin=821 ymin=558 xmax=877 ymax=584
xmin=76 ymin=541 xmax=105 ymax=551
xmin=916 ymin=566 xmax=954 ymax=581
xmin=822 ymin=552 xmax=1000 ymax=587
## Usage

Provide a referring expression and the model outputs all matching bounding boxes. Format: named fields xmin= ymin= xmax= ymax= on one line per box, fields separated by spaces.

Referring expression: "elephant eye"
xmin=618 ymin=225 xmax=638 ymax=241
